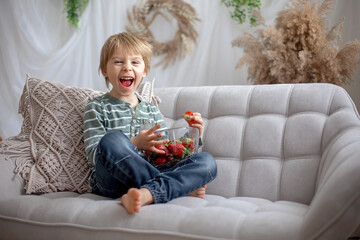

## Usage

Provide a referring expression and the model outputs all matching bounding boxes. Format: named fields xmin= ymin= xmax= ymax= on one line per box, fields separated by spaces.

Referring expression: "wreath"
xmin=126 ymin=0 xmax=200 ymax=68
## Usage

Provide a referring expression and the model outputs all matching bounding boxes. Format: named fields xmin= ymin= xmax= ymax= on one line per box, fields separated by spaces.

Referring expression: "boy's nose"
xmin=122 ymin=63 xmax=131 ymax=72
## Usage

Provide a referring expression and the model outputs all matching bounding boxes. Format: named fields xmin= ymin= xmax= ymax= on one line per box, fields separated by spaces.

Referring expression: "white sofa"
xmin=1 ymin=81 xmax=360 ymax=240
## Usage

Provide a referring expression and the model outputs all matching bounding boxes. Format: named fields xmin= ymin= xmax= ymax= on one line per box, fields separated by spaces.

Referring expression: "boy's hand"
xmin=183 ymin=111 xmax=204 ymax=136
xmin=131 ymin=124 xmax=169 ymax=154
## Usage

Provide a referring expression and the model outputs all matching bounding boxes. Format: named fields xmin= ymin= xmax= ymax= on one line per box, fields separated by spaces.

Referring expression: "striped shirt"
xmin=83 ymin=92 xmax=167 ymax=168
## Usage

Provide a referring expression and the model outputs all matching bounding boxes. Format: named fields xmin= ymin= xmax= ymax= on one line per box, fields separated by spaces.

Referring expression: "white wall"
xmin=328 ymin=0 xmax=360 ymax=116
xmin=0 ymin=0 xmax=359 ymax=139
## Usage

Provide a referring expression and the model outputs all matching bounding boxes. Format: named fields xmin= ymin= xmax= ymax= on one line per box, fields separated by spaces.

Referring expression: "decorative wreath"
xmin=126 ymin=0 xmax=200 ymax=68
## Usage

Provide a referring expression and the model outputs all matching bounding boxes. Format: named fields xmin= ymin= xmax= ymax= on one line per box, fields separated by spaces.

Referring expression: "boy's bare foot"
xmin=187 ymin=185 xmax=207 ymax=199
xmin=121 ymin=188 xmax=154 ymax=214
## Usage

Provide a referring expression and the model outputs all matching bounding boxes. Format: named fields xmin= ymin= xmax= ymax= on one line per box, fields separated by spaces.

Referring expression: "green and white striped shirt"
xmin=83 ymin=92 xmax=167 ymax=168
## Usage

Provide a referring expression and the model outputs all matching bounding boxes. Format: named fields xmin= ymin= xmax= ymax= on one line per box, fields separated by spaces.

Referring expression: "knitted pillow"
xmin=13 ymin=77 xmax=103 ymax=194
xmin=12 ymin=76 xmax=159 ymax=194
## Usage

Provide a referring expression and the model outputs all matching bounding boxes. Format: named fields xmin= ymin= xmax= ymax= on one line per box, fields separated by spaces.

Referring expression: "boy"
xmin=83 ymin=32 xmax=217 ymax=213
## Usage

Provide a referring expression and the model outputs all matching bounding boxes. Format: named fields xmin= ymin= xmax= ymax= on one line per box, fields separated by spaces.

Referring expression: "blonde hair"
xmin=99 ymin=32 xmax=152 ymax=88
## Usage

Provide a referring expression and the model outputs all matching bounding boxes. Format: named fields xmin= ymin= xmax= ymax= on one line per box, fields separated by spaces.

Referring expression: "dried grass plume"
xmin=233 ymin=0 xmax=360 ymax=85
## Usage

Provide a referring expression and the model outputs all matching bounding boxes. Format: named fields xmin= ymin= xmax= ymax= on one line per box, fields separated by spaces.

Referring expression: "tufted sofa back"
xmin=155 ymin=83 xmax=360 ymax=205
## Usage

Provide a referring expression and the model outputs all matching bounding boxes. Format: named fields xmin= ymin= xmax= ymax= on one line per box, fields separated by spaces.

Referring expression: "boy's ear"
xmin=101 ymin=69 xmax=107 ymax=78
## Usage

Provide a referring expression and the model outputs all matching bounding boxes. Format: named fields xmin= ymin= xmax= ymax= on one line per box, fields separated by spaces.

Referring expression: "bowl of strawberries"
xmin=145 ymin=126 xmax=199 ymax=169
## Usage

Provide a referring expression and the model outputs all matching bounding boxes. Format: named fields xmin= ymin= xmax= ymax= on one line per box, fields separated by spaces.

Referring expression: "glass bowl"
xmin=145 ymin=127 xmax=199 ymax=169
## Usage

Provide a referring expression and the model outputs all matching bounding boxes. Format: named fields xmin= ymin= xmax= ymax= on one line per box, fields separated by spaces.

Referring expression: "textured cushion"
xmin=0 ymin=191 xmax=308 ymax=240
xmin=13 ymin=77 xmax=103 ymax=194
xmin=155 ymin=84 xmax=358 ymax=204
xmin=4 ymin=77 xmax=160 ymax=194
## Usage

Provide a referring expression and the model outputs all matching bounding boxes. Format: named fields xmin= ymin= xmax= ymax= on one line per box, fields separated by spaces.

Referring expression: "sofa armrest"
xmin=0 ymin=140 xmax=26 ymax=200
xmin=301 ymin=127 xmax=360 ymax=240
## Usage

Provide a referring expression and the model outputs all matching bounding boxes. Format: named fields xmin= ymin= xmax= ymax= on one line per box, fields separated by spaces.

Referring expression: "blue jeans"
xmin=90 ymin=131 xmax=217 ymax=203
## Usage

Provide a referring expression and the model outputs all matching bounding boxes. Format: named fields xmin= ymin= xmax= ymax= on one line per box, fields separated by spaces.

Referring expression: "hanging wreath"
xmin=126 ymin=0 xmax=200 ymax=68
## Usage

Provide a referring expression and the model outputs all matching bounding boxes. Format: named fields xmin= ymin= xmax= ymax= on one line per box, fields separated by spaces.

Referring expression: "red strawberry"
xmin=166 ymin=155 xmax=174 ymax=162
xmin=145 ymin=150 xmax=152 ymax=160
xmin=156 ymin=144 xmax=170 ymax=156
xmin=182 ymin=138 xmax=194 ymax=150
xmin=155 ymin=156 xmax=167 ymax=165
xmin=183 ymin=111 xmax=193 ymax=122
xmin=168 ymin=142 xmax=185 ymax=158
xmin=186 ymin=141 xmax=194 ymax=150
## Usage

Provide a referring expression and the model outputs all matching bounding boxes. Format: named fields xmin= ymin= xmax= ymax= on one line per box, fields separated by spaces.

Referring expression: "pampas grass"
xmin=233 ymin=0 xmax=360 ymax=85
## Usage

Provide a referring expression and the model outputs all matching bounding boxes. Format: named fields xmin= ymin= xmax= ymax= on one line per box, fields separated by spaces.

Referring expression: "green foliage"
xmin=64 ymin=0 xmax=89 ymax=28
xmin=221 ymin=0 xmax=261 ymax=26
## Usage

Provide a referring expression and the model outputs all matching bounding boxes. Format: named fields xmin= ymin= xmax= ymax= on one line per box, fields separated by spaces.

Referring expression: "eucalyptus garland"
xmin=64 ymin=0 xmax=89 ymax=28
xmin=126 ymin=0 xmax=200 ymax=68
xmin=221 ymin=0 xmax=262 ymax=26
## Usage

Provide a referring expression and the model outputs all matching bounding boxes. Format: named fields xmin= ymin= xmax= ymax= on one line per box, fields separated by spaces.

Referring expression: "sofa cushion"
xmin=0 ymin=192 xmax=307 ymax=240
xmin=155 ymin=84 xmax=357 ymax=205
xmin=3 ymin=77 xmax=160 ymax=194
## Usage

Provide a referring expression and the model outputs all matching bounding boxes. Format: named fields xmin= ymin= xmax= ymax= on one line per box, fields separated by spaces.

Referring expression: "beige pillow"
xmin=8 ymin=76 xmax=160 ymax=194
xmin=15 ymin=77 xmax=103 ymax=193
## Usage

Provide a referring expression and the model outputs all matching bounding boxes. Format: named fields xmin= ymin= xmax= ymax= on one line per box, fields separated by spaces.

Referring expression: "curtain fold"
xmin=0 ymin=0 xmax=359 ymax=139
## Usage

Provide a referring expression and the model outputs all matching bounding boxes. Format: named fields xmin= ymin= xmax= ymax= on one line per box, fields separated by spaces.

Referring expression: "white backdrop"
xmin=1 ymin=0 xmax=359 ymax=139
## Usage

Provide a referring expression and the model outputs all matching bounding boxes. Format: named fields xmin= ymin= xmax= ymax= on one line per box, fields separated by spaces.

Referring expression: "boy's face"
xmin=104 ymin=47 xmax=147 ymax=100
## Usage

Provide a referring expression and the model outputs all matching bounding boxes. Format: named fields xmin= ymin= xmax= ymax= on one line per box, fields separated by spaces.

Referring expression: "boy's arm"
xmin=130 ymin=104 xmax=168 ymax=154
xmin=152 ymin=105 xmax=167 ymax=131
xmin=83 ymin=100 xmax=106 ymax=167
xmin=131 ymin=124 xmax=169 ymax=154
xmin=183 ymin=112 xmax=204 ymax=137
xmin=183 ymin=111 xmax=204 ymax=147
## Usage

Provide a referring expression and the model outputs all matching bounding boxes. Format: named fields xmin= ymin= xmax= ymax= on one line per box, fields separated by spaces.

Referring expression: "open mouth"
xmin=120 ymin=77 xmax=134 ymax=88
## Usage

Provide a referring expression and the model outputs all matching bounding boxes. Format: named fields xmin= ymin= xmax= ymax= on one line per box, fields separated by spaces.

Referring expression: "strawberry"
xmin=166 ymin=155 xmax=174 ymax=162
xmin=155 ymin=156 xmax=167 ymax=165
xmin=186 ymin=141 xmax=194 ymax=150
xmin=145 ymin=150 xmax=152 ymax=160
xmin=156 ymin=144 xmax=170 ymax=156
xmin=183 ymin=111 xmax=193 ymax=122
xmin=168 ymin=142 xmax=185 ymax=158
xmin=182 ymin=138 xmax=194 ymax=150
